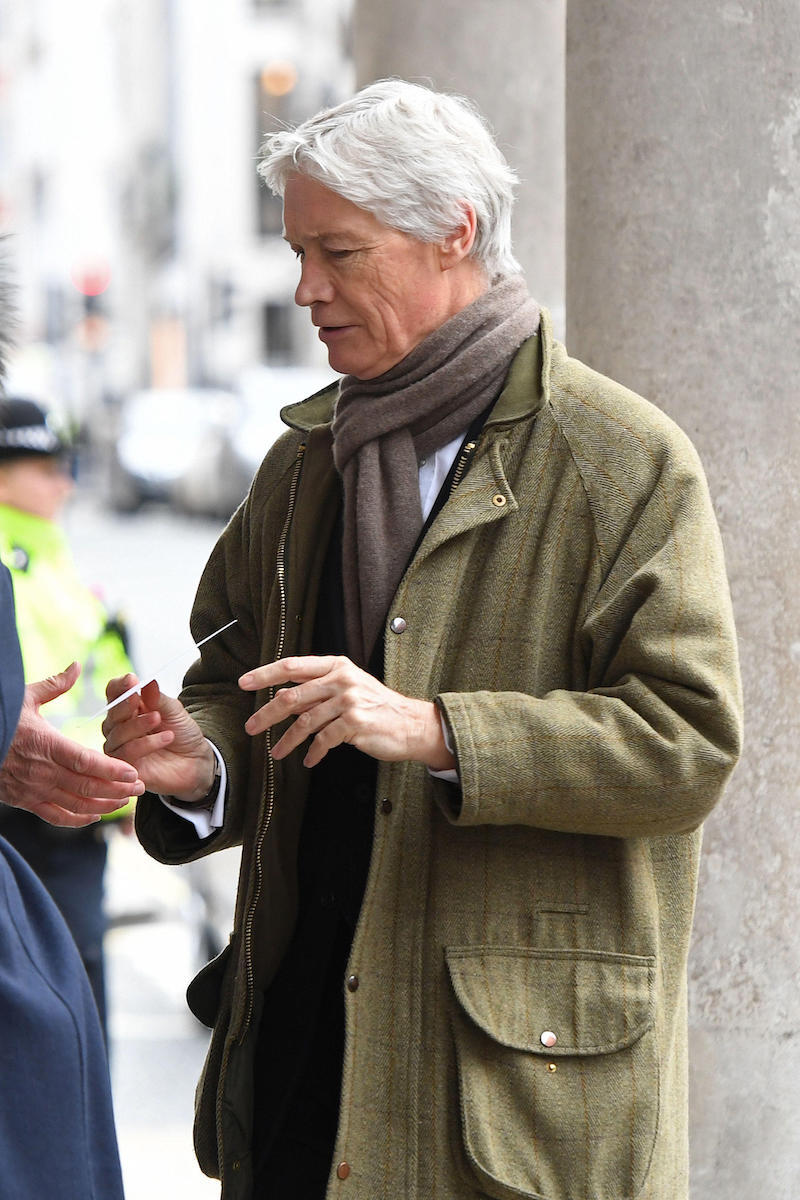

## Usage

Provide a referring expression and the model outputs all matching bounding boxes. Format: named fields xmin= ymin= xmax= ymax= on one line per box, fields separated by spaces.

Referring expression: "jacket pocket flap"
xmin=446 ymin=946 xmax=655 ymax=1055
xmin=186 ymin=942 xmax=232 ymax=1028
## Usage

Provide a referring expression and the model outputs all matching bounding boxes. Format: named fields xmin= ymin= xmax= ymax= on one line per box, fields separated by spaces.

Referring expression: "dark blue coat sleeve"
xmin=0 ymin=568 xmax=124 ymax=1197
xmin=0 ymin=563 xmax=24 ymax=766
xmin=0 ymin=837 xmax=125 ymax=1198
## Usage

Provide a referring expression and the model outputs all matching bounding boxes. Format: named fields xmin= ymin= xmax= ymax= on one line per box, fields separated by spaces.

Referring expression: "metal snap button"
xmin=390 ymin=616 xmax=407 ymax=634
xmin=336 ymin=1161 xmax=351 ymax=1180
xmin=346 ymin=974 xmax=360 ymax=993
xmin=492 ymin=493 xmax=507 ymax=507
xmin=541 ymin=1030 xmax=557 ymax=1047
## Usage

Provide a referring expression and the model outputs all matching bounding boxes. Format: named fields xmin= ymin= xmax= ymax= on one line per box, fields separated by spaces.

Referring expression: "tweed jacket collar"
xmin=280 ymin=306 xmax=553 ymax=436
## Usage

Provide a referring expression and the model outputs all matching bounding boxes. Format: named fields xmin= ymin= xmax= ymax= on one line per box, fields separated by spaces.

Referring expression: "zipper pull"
xmin=449 ymin=440 xmax=478 ymax=496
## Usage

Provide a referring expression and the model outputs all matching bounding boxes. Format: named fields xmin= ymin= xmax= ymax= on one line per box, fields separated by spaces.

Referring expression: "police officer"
xmin=0 ymin=397 xmax=135 ymax=1040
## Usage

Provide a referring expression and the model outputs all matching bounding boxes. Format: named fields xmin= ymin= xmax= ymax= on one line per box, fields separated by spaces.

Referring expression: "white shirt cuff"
xmin=159 ymin=740 xmax=227 ymax=838
xmin=428 ymin=712 xmax=460 ymax=784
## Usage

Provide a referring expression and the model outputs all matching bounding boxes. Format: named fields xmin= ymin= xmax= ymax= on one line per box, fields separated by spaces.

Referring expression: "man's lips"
xmin=317 ymin=324 xmax=356 ymax=343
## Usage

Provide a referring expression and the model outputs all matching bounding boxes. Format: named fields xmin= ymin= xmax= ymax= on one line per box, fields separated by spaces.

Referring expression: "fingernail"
xmin=239 ymin=673 xmax=254 ymax=688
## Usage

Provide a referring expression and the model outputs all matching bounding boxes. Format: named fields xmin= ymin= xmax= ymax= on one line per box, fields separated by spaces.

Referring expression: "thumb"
xmin=27 ymin=662 xmax=82 ymax=709
xmin=140 ymin=678 xmax=163 ymax=712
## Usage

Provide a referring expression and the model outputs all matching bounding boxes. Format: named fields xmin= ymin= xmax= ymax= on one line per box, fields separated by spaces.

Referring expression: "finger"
xmin=101 ymin=680 xmax=148 ymax=734
xmin=140 ymin=679 xmax=163 ymax=711
xmin=26 ymin=662 xmax=82 ymax=708
xmin=13 ymin=759 xmax=143 ymax=804
xmin=5 ymin=744 xmax=140 ymax=803
xmin=21 ymin=802 xmax=103 ymax=829
xmin=302 ymin=716 xmax=354 ymax=768
xmin=45 ymin=791 xmax=131 ymax=816
xmin=239 ymin=655 xmax=338 ymax=692
xmin=34 ymin=781 xmax=132 ymax=817
xmin=45 ymin=733 xmax=146 ymax=786
xmin=6 ymin=765 xmax=135 ymax=811
xmin=102 ymin=695 xmax=150 ymax=740
xmin=103 ymin=709 xmax=162 ymax=755
xmin=104 ymin=728 xmax=175 ymax=767
xmin=106 ymin=672 xmax=141 ymax=702
xmin=270 ymin=697 xmax=343 ymax=760
xmin=245 ymin=674 xmax=338 ymax=736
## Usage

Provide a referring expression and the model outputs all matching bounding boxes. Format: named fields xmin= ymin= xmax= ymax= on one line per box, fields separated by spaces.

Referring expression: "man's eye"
xmin=327 ymin=248 xmax=354 ymax=259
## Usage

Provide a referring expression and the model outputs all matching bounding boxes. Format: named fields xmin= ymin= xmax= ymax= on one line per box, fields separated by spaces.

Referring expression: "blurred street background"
xmin=0 ymin=0 xmax=352 ymax=432
xmin=1 ymin=2 xmax=356 ymax=1194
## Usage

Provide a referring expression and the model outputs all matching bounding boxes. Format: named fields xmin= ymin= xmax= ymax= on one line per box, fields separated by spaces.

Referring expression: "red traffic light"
xmin=70 ymin=260 xmax=112 ymax=297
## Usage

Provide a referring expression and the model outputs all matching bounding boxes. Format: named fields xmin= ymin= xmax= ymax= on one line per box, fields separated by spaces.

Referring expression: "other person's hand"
xmin=239 ymin=655 xmax=455 ymax=771
xmin=102 ymin=673 xmax=216 ymax=803
xmin=0 ymin=662 xmax=145 ymax=827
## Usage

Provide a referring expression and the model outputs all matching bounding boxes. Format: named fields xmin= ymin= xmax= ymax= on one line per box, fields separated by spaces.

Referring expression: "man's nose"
xmin=294 ymin=257 xmax=333 ymax=307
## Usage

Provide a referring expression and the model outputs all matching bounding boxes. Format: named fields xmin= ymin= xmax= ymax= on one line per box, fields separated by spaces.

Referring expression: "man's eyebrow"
xmin=282 ymin=226 xmax=366 ymax=244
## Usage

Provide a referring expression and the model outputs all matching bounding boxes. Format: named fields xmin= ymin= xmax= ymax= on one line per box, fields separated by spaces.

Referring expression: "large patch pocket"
xmin=447 ymin=947 xmax=659 ymax=1200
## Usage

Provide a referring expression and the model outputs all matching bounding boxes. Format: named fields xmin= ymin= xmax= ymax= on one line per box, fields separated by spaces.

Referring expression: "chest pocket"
xmin=446 ymin=946 xmax=658 ymax=1200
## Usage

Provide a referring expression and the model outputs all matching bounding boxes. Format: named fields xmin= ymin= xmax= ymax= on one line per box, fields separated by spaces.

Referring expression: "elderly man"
xmin=104 ymin=81 xmax=742 ymax=1200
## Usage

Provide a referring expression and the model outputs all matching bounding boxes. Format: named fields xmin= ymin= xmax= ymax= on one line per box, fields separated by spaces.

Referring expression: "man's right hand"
xmin=102 ymin=674 xmax=216 ymax=803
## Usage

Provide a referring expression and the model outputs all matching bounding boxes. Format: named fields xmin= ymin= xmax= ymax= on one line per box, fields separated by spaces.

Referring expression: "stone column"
xmin=353 ymin=0 xmax=566 ymax=329
xmin=566 ymin=3 xmax=800 ymax=1196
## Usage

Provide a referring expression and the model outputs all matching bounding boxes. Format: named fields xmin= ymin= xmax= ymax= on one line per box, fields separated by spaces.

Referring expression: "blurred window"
xmin=210 ymin=277 xmax=235 ymax=325
xmin=31 ymin=168 xmax=47 ymax=224
xmin=262 ymin=303 xmax=293 ymax=363
xmin=254 ymin=73 xmax=289 ymax=236
xmin=45 ymin=285 xmax=67 ymax=343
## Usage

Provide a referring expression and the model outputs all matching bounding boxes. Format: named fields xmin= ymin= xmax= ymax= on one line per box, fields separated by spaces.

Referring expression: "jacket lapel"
xmin=283 ymin=424 xmax=340 ymax=657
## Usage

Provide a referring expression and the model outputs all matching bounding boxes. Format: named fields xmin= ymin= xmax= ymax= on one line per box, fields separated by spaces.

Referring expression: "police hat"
xmin=0 ymin=397 xmax=66 ymax=461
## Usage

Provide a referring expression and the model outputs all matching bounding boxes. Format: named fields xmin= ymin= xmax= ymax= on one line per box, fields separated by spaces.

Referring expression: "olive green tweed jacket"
xmin=136 ymin=309 xmax=743 ymax=1200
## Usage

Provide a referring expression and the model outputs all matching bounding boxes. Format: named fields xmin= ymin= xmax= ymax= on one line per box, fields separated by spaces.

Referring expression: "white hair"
xmin=258 ymin=79 xmax=522 ymax=278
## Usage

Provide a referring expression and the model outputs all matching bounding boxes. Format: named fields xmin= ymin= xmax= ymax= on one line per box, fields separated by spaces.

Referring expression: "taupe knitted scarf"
xmin=332 ymin=273 xmax=540 ymax=667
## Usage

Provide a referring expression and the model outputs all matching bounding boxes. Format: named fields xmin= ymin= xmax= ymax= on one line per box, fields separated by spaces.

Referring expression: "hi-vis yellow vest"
xmin=0 ymin=502 xmax=135 ymax=819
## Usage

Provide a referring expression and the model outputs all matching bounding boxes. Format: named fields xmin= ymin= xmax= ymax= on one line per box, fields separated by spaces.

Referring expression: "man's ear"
xmin=439 ymin=203 xmax=478 ymax=270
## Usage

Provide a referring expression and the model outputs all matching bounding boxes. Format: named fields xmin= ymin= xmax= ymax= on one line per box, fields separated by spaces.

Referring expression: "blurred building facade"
xmin=0 ymin=0 xmax=353 ymax=424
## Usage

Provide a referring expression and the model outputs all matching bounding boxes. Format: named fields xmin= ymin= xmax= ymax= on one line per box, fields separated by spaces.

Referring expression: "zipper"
xmin=215 ymin=441 xmax=306 ymax=1174
xmin=237 ymin=439 xmax=306 ymax=1040
xmin=448 ymin=439 xmax=478 ymax=496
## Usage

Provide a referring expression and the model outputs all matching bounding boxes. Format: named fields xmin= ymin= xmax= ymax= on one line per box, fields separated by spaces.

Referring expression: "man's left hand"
xmin=239 ymin=655 xmax=455 ymax=771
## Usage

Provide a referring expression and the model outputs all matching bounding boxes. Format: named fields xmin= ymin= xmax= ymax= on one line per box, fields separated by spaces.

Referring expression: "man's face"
xmin=0 ymin=457 xmax=73 ymax=521
xmin=283 ymin=173 xmax=467 ymax=379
